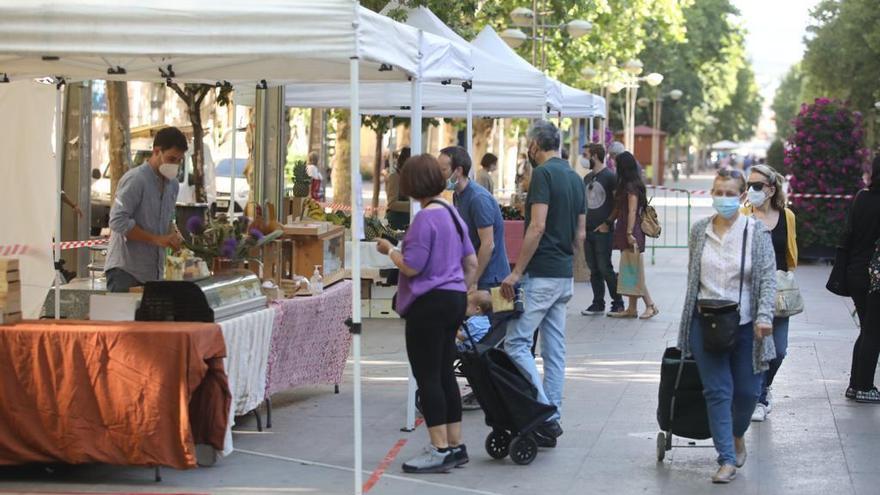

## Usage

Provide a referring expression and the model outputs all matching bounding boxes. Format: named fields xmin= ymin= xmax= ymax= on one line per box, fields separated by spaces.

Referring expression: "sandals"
xmin=639 ymin=305 xmax=660 ymax=320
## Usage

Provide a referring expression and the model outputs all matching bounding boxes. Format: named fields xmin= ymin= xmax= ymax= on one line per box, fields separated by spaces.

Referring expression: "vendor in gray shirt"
xmin=104 ymin=127 xmax=186 ymax=292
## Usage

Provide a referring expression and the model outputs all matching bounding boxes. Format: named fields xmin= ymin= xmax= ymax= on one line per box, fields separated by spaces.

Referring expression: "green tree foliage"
xmin=766 ymin=138 xmax=785 ymax=173
xmin=802 ymin=0 xmax=880 ymax=115
xmin=771 ymin=64 xmax=805 ymax=143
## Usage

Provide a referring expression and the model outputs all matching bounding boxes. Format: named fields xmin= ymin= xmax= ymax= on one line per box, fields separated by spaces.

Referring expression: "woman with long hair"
xmin=743 ymin=164 xmax=798 ymax=421
xmin=842 ymin=155 xmax=880 ymax=403
xmin=606 ymin=152 xmax=658 ymax=319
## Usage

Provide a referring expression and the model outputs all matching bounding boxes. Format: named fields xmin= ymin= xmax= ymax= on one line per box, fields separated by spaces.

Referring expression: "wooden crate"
xmin=281 ymin=223 xmax=345 ymax=293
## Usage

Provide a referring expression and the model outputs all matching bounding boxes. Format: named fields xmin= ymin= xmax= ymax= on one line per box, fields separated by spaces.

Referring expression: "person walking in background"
xmin=500 ymin=120 xmax=586 ymax=447
xmin=580 ymin=143 xmax=625 ymax=316
xmin=607 ymin=152 xmax=659 ymax=319
xmin=842 ymin=155 xmax=880 ymax=403
xmin=744 ymin=164 xmax=799 ymax=421
xmin=305 ymin=151 xmax=324 ymax=201
xmin=678 ymin=168 xmax=777 ymax=483
xmin=439 ymin=146 xmax=510 ymax=292
xmin=376 ymin=154 xmax=477 ymax=473
xmin=476 ymin=153 xmax=497 ymax=196
xmin=385 ymin=147 xmax=412 ymax=230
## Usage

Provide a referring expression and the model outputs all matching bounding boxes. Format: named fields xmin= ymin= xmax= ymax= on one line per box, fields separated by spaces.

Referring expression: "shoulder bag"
xmin=776 ymin=211 xmax=804 ymax=317
xmin=697 ymin=220 xmax=749 ymax=353
xmin=827 ymin=192 xmax=860 ymax=296
xmin=641 ymin=198 xmax=662 ymax=239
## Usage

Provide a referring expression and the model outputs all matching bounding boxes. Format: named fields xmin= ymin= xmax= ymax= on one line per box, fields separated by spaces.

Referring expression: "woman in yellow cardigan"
xmin=743 ymin=164 xmax=797 ymax=422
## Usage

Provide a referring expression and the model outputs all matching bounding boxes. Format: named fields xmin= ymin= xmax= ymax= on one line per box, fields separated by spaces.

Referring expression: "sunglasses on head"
xmin=717 ymin=168 xmax=744 ymax=179
xmin=748 ymin=181 xmax=771 ymax=192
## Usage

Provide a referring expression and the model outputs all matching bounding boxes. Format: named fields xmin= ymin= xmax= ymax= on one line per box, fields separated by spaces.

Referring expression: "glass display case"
xmin=280 ymin=223 xmax=346 ymax=295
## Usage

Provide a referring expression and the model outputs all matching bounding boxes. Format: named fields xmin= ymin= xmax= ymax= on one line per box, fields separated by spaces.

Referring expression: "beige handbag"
xmin=775 ymin=270 xmax=804 ymax=317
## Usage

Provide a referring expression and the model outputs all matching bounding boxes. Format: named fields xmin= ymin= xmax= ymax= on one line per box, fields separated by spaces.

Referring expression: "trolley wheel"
xmin=485 ymin=430 xmax=511 ymax=459
xmin=656 ymin=432 xmax=667 ymax=462
xmin=509 ymin=435 xmax=538 ymax=465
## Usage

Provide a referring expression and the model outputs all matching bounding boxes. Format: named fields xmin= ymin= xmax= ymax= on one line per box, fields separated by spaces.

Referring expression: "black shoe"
xmin=581 ymin=303 xmax=605 ymax=316
xmin=533 ymin=430 xmax=557 ymax=448
xmin=846 ymin=387 xmax=857 ymax=400
xmin=450 ymin=444 xmax=469 ymax=467
xmin=609 ymin=301 xmax=625 ymax=314
xmin=461 ymin=392 xmax=481 ymax=411
xmin=539 ymin=420 xmax=563 ymax=438
xmin=855 ymin=387 xmax=880 ymax=404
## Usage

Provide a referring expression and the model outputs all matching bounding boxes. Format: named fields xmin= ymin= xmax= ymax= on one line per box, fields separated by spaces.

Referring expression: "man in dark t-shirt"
xmin=501 ymin=121 xmax=586 ymax=446
xmin=581 ymin=144 xmax=624 ymax=315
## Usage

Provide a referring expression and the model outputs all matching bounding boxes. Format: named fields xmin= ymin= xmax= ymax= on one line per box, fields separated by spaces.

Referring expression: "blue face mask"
xmin=713 ymin=196 xmax=741 ymax=219
xmin=446 ymin=177 xmax=457 ymax=191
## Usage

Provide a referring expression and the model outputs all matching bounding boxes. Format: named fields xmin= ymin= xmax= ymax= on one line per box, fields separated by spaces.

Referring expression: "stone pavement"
xmin=2 ymin=193 xmax=878 ymax=495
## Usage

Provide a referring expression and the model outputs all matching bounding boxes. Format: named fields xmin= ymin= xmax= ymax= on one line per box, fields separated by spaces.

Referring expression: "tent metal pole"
xmin=350 ymin=57 xmax=364 ymax=495
xmin=465 ymin=85 xmax=473 ymax=177
xmin=229 ymin=100 xmax=237 ymax=216
xmin=404 ymin=73 xmax=422 ymax=432
xmin=588 ymin=117 xmax=594 ymax=144
xmin=54 ymin=83 xmax=65 ymax=320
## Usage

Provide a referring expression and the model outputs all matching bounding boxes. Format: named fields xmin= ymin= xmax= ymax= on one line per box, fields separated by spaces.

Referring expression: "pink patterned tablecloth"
xmin=266 ymin=280 xmax=353 ymax=397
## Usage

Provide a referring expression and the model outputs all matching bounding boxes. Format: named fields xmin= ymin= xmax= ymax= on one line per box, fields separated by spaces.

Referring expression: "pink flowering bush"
xmin=785 ymin=98 xmax=868 ymax=250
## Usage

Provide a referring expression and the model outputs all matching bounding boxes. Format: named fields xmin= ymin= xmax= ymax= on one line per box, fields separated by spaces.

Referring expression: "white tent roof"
xmin=283 ymin=7 xmax=549 ymax=117
xmin=0 ymin=0 xmax=465 ymax=84
xmin=471 ymin=26 xmax=563 ymax=113
xmin=560 ymin=83 xmax=606 ymax=119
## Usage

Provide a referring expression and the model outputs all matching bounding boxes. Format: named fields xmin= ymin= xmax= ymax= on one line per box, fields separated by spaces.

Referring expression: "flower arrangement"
xmin=184 ymin=214 xmax=282 ymax=266
xmin=785 ymin=98 xmax=868 ymax=251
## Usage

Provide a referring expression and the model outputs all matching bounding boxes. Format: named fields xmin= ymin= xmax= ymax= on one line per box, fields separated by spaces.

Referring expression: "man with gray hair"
xmin=501 ymin=120 xmax=586 ymax=447
xmin=607 ymin=141 xmax=626 ymax=160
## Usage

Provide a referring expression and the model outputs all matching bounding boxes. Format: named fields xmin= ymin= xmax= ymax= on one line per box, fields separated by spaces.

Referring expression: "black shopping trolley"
xmin=656 ymin=347 xmax=713 ymax=461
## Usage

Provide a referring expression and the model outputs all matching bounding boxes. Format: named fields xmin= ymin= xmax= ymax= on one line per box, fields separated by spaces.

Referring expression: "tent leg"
xmin=350 ymin=57 xmax=364 ymax=495
xmin=54 ymin=82 xmax=66 ymax=320
xmin=465 ymin=85 xmax=473 ymax=177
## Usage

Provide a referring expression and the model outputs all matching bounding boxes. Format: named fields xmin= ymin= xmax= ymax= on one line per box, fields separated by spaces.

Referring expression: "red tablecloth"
xmin=266 ymin=280 xmax=353 ymax=396
xmin=504 ymin=220 xmax=525 ymax=266
xmin=0 ymin=320 xmax=230 ymax=470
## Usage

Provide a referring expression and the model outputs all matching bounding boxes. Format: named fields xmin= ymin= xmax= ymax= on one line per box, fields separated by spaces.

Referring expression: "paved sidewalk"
xmin=2 ymin=241 xmax=876 ymax=495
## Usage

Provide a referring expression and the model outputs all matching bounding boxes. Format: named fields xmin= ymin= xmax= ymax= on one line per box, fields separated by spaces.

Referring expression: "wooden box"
xmin=281 ymin=222 xmax=346 ymax=294
xmin=1 ymin=258 xmax=22 ymax=323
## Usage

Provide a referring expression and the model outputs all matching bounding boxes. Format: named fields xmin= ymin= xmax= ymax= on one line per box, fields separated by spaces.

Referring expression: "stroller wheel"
xmin=485 ymin=430 xmax=511 ymax=459
xmin=656 ymin=432 xmax=666 ymax=462
xmin=509 ymin=435 xmax=538 ymax=465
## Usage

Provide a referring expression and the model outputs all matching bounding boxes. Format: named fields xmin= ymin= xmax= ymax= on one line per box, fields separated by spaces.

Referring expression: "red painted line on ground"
xmin=363 ymin=438 xmax=408 ymax=493
xmin=361 ymin=417 xmax=426 ymax=493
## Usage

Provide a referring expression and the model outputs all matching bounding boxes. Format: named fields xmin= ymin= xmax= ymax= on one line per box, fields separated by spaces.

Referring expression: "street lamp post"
xmin=645 ymin=89 xmax=683 ymax=186
xmin=501 ymin=4 xmax=592 ymax=70
xmin=613 ymin=60 xmax=662 ymax=153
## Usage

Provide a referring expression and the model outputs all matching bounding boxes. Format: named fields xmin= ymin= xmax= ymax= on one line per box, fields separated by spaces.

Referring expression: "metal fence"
xmin=646 ymin=186 xmax=692 ymax=265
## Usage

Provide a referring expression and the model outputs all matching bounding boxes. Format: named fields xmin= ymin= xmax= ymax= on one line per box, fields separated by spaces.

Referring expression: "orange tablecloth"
xmin=0 ymin=320 xmax=231 ymax=470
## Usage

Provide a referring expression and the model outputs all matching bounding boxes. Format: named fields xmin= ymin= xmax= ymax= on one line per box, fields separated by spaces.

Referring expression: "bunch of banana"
xmin=304 ymin=198 xmax=325 ymax=221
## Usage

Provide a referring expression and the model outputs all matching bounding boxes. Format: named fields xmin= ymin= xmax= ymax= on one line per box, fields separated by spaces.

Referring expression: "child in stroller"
xmin=457 ymin=291 xmax=493 ymax=410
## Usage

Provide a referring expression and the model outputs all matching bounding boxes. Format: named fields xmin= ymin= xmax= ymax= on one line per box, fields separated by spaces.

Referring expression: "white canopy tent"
xmin=0 ymin=1 xmax=473 ymax=492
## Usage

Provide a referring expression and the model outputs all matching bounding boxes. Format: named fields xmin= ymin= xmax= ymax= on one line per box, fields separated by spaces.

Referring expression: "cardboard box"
xmin=369 ymin=299 xmax=398 ymax=319
xmin=0 ymin=259 xmax=19 ymax=272
xmin=371 ymin=283 xmax=396 ymax=300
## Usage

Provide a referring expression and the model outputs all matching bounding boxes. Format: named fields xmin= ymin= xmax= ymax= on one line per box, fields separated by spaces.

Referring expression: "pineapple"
xmin=292 ymin=160 xmax=311 ymax=197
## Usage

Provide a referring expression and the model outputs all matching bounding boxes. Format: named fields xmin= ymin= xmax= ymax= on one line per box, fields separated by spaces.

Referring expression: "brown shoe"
xmin=711 ymin=464 xmax=737 ymax=484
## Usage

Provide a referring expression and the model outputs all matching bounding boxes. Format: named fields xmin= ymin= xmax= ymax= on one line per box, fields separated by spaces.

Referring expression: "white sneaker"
xmin=765 ymin=389 xmax=773 ymax=414
xmin=751 ymin=403 xmax=767 ymax=422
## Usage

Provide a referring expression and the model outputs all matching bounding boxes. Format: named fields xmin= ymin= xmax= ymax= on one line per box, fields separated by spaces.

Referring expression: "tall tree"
xmin=106 ymin=81 xmax=131 ymax=202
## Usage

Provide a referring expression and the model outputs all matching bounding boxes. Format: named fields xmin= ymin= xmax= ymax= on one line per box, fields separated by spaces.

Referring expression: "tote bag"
xmin=617 ymin=246 xmax=646 ymax=297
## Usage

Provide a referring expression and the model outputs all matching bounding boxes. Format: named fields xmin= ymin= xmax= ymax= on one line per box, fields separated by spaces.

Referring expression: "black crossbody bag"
xmin=697 ymin=221 xmax=749 ymax=353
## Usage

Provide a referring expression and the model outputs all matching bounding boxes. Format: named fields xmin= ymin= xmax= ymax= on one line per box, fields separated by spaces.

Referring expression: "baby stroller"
xmin=656 ymin=347 xmax=712 ymax=461
xmin=457 ymin=311 xmax=557 ymax=465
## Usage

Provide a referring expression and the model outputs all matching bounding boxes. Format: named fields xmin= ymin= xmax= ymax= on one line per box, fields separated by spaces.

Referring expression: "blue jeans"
xmin=759 ymin=317 xmax=789 ymax=404
xmin=505 ymin=276 xmax=573 ymax=421
xmin=584 ymin=231 xmax=622 ymax=307
xmin=689 ymin=314 xmax=763 ymax=466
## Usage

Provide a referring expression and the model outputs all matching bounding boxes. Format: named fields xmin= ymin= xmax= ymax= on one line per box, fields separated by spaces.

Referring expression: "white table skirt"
xmin=218 ymin=306 xmax=276 ymax=456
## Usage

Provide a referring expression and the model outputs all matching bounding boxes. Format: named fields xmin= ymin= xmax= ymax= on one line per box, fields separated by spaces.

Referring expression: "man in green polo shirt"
xmin=501 ymin=120 xmax=586 ymax=447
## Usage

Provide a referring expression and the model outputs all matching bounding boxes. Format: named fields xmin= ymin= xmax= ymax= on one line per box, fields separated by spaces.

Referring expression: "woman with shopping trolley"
xmin=677 ymin=168 xmax=777 ymax=483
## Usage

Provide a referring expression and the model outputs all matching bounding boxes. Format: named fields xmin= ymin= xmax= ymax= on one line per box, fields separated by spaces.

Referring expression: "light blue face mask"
xmin=446 ymin=177 xmax=457 ymax=191
xmin=713 ymin=196 xmax=741 ymax=219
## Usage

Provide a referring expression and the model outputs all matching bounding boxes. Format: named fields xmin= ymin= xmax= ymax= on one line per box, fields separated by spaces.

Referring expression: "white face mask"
xmin=747 ymin=188 xmax=768 ymax=208
xmin=578 ymin=156 xmax=591 ymax=169
xmin=159 ymin=163 xmax=179 ymax=180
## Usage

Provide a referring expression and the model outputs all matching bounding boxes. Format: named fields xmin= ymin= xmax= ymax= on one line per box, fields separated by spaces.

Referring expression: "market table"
xmin=0 ymin=320 xmax=230 ymax=470
xmin=266 ymin=280 xmax=353 ymax=397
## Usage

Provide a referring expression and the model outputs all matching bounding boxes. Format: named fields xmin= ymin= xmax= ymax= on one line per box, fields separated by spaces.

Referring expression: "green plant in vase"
xmin=184 ymin=214 xmax=283 ymax=268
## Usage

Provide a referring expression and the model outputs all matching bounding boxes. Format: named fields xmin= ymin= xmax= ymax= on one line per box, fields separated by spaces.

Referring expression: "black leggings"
xmin=404 ymin=289 xmax=467 ymax=428
xmin=848 ymin=267 xmax=880 ymax=391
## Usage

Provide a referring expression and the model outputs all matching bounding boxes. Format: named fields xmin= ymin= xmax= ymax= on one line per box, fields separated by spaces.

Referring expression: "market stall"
xmin=0 ymin=1 xmax=475 ymax=489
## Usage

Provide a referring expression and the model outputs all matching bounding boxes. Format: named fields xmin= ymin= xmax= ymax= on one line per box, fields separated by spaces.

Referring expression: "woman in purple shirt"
xmin=377 ymin=154 xmax=477 ymax=474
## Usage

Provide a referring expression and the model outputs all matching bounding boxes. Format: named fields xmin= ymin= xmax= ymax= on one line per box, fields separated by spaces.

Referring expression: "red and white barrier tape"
xmin=647 ymin=185 xmax=854 ymax=200
xmin=0 ymin=238 xmax=108 ymax=255
xmin=320 ymin=202 xmax=384 ymax=213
